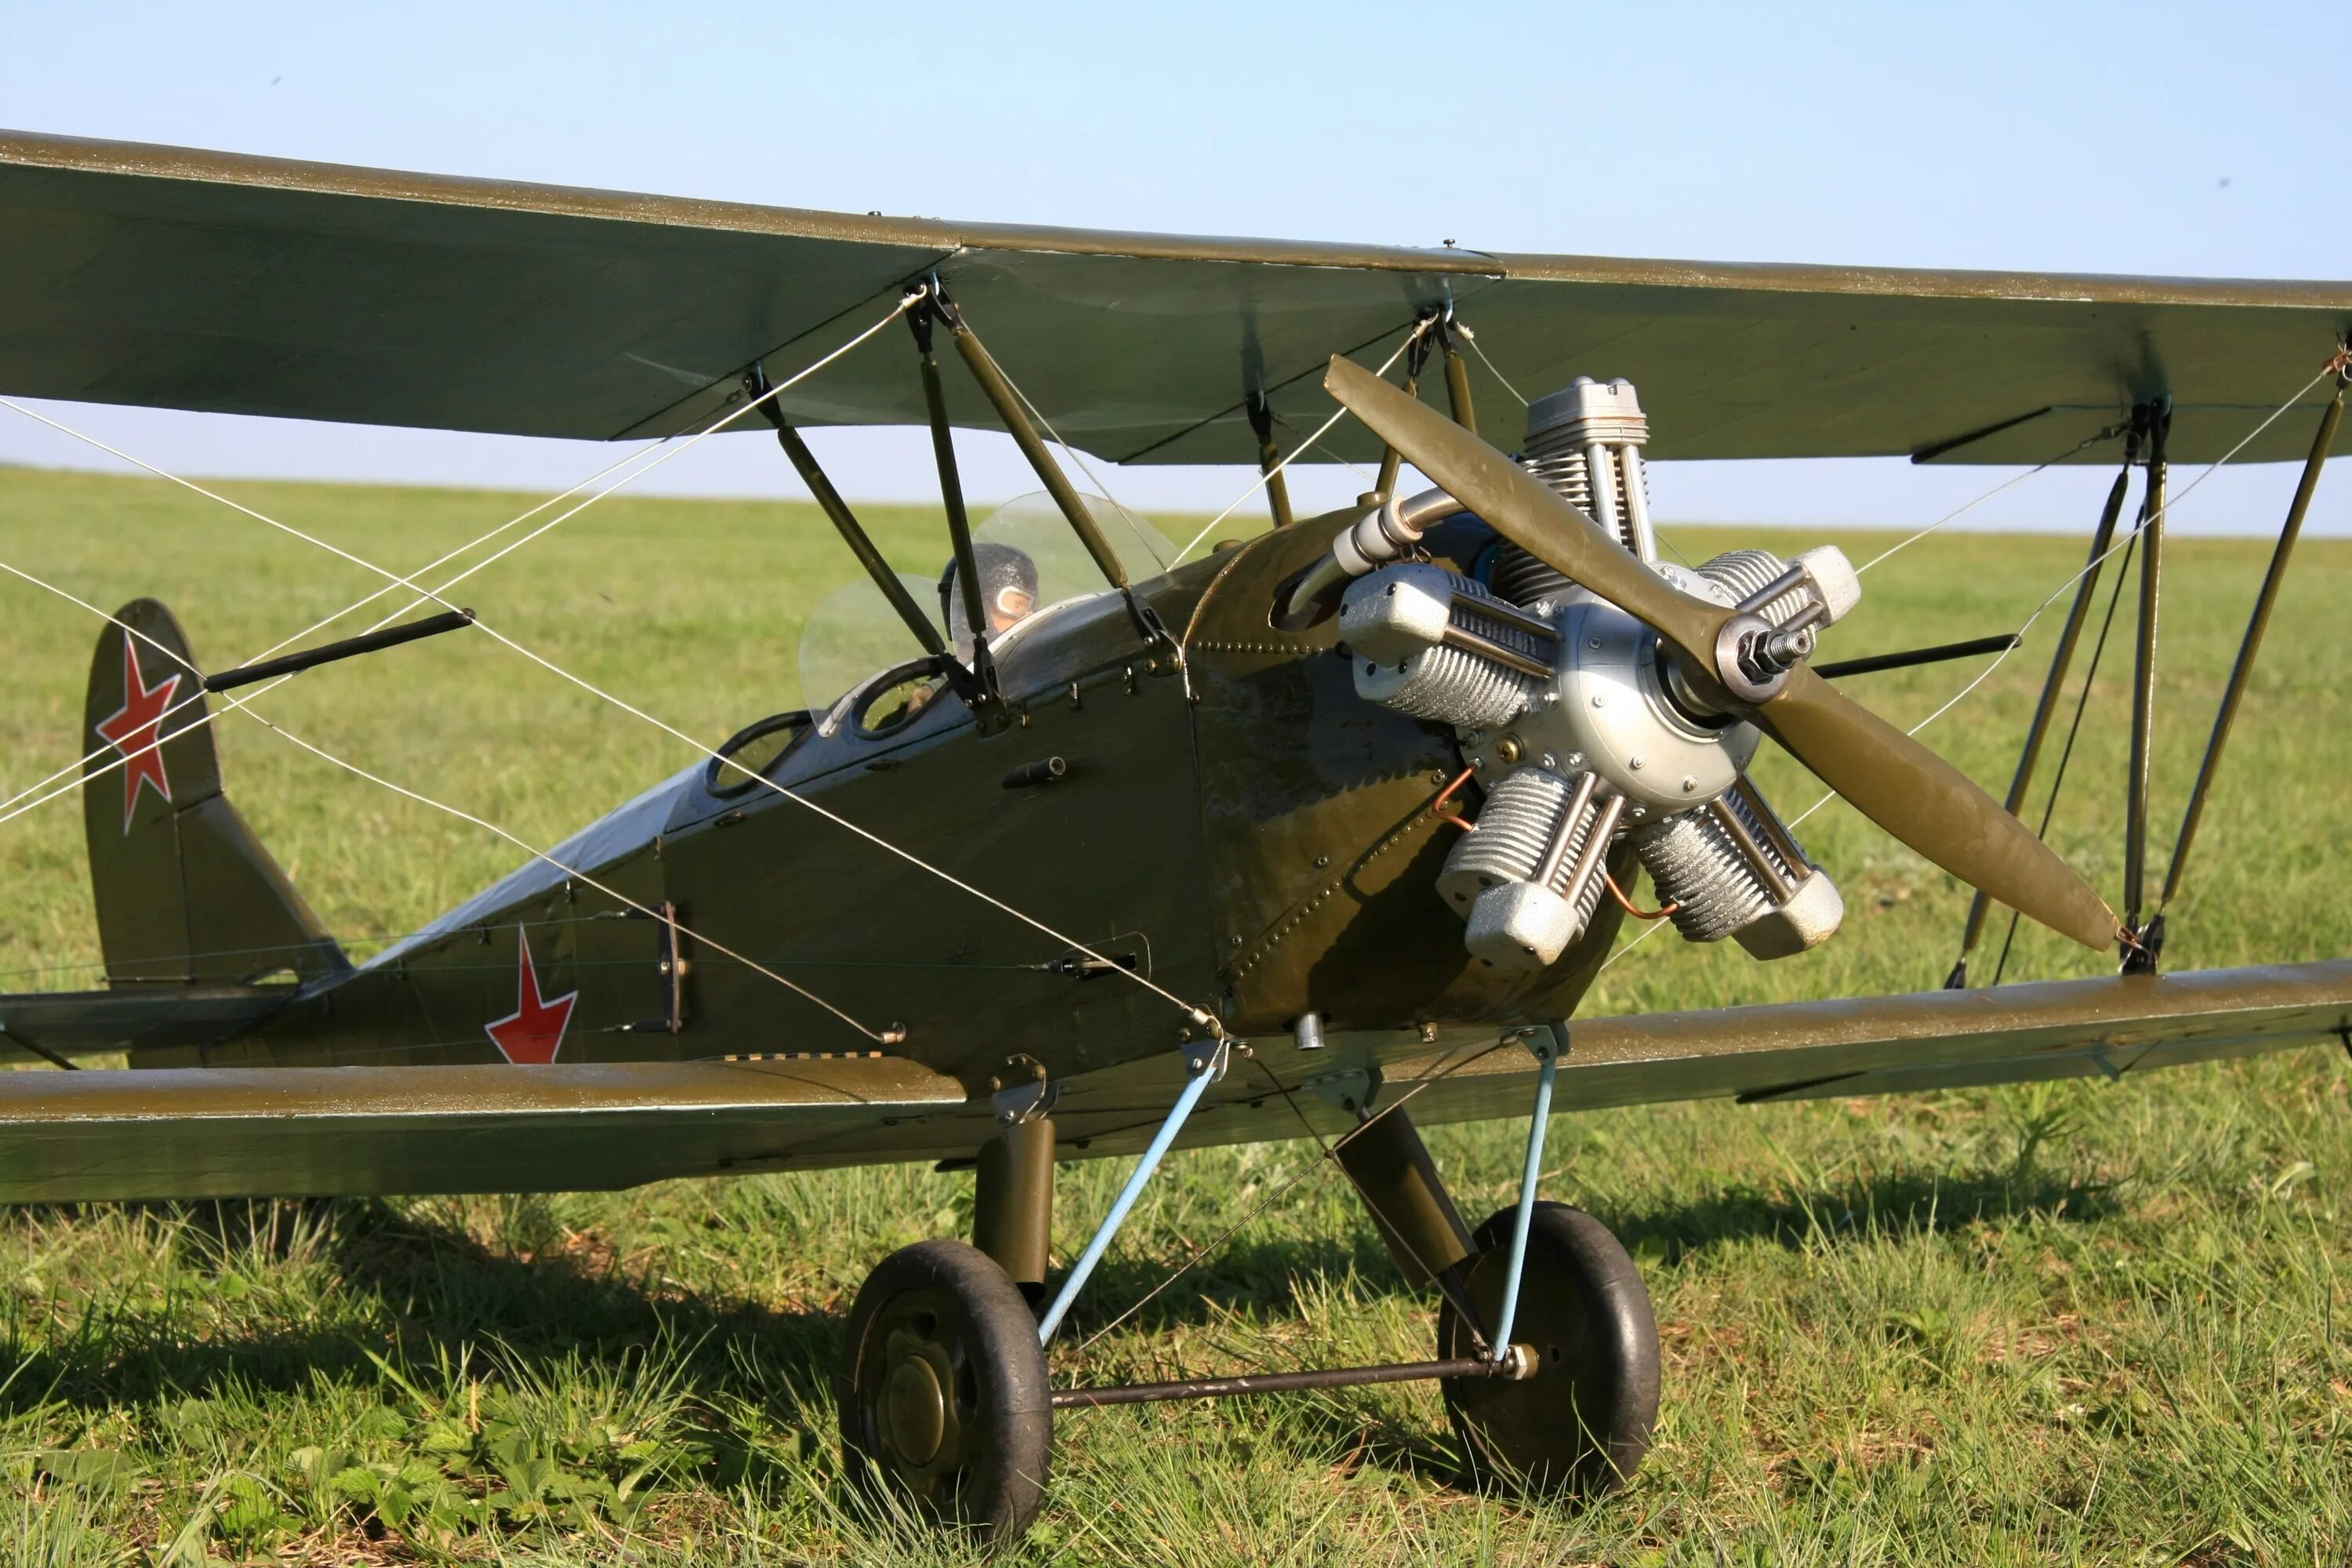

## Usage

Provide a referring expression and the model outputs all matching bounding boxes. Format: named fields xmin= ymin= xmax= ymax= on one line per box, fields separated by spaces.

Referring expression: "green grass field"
xmin=0 ymin=461 xmax=2345 ymax=1566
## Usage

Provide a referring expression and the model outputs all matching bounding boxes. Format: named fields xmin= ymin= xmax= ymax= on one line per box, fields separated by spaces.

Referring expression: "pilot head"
xmin=941 ymin=542 xmax=1040 ymax=648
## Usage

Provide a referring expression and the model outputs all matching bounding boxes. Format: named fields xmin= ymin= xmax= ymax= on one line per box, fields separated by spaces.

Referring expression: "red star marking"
xmin=485 ymin=932 xmax=579 ymax=1065
xmin=94 ymin=634 xmax=181 ymax=833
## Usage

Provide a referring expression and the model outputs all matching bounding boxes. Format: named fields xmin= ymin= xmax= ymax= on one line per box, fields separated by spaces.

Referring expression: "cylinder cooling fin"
xmin=1320 ymin=372 xmax=1860 ymax=975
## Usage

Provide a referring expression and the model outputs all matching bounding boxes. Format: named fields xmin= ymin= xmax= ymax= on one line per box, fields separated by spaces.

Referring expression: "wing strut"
xmin=2155 ymin=354 xmax=2351 ymax=920
xmin=934 ymin=289 xmax=1181 ymax=662
xmin=1947 ymin=423 xmax=2143 ymax=986
xmin=750 ymin=364 xmax=948 ymax=665
xmin=2120 ymin=400 xmax=2172 ymax=971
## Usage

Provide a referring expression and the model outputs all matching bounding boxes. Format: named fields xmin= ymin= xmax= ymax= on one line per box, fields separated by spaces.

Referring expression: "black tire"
xmin=837 ymin=1239 xmax=1053 ymax=1543
xmin=1436 ymin=1202 xmax=1660 ymax=1497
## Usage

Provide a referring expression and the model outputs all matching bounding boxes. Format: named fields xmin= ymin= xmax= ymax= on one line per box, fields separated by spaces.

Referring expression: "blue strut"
xmin=1037 ymin=1039 xmax=1225 ymax=1345
xmin=1487 ymin=1024 xmax=1563 ymax=1360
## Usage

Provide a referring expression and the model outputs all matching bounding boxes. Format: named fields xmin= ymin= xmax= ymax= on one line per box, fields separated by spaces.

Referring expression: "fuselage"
xmin=181 ymin=508 xmax=1625 ymax=1090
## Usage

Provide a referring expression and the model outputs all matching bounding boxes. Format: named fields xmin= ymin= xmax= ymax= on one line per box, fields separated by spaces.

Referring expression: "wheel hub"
xmin=884 ymin=1352 xmax=949 ymax=1466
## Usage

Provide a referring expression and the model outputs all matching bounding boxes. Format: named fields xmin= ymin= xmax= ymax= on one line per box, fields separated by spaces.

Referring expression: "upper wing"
xmin=1 ymin=961 xmax=2342 ymax=1201
xmin=3 ymin=130 xmax=2346 ymax=467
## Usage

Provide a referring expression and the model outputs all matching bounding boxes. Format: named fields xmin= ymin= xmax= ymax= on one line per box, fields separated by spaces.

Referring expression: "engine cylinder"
xmin=1437 ymin=767 xmax=1610 ymax=971
xmin=1630 ymin=785 xmax=1842 ymax=958
xmin=1344 ymin=564 xmax=1549 ymax=731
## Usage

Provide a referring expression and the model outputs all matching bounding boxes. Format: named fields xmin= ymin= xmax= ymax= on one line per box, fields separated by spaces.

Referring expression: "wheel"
xmin=1436 ymin=1202 xmax=1660 ymax=1497
xmin=837 ymin=1239 xmax=1053 ymax=1543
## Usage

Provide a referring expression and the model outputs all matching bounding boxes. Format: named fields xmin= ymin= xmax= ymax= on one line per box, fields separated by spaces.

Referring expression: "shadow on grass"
xmin=2 ymin=1199 xmax=832 ymax=1452
xmin=0 ymin=1157 xmax=2115 ymax=1466
xmin=1588 ymin=1163 xmax=2122 ymax=1263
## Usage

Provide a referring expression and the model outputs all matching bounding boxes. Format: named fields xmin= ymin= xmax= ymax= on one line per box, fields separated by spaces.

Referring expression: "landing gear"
xmin=837 ymin=1240 xmax=1053 ymax=1542
xmin=1438 ymin=1202 xmax=1660 ymax=1495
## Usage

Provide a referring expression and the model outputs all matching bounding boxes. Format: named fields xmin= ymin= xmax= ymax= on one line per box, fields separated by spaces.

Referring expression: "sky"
xmin=2 ymin=0 xmax=2347 ymax=537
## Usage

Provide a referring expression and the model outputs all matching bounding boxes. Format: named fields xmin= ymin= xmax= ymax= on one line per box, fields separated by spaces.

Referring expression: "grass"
xmin=0 ymin=460 xmax=2346 ymax=1564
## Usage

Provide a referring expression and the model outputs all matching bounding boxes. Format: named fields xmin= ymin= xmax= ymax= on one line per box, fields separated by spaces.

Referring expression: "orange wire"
xmin=1432 ymin=765 xmax=1479 ymax=830
xmin=1602 ymin=869 xmax=1679 ymax=921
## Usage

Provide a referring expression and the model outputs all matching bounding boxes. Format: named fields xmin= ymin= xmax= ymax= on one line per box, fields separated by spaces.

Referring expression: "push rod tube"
xmin=758 ymin=401 xmax=946 ymax=661
xmin=2160 ymin=373 xmax=2347 ymax=908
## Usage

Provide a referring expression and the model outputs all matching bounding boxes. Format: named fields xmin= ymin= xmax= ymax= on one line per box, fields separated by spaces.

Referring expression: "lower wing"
xmin=0 ymin=961 xmax=2343 ymax=1202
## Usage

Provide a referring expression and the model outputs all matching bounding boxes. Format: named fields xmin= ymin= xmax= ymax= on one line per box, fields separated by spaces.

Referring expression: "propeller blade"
xmin=1323 ymin=354 xmax=1727 ymax=668
xmin=1323 ymin=353 xmax=2116 ymax=952
xmin=1756 ymin=666 xmax=2117 ymax=949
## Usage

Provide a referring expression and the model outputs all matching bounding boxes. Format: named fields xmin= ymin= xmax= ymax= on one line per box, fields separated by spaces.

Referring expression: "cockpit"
xmin=795 ymin=491 xmax=1175 ymax=739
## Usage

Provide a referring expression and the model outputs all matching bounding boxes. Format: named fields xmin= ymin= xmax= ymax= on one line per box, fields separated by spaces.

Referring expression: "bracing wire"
xmin=1453 ymin=321 xmax=1530 ymax=408
xmin=1989 ymin=530 xmax=2139 ymax=987
xmin=1857 ymin=427 xmax=2122 ymax=576
xmin=1 ymin=290 xmax=1222 ymax=1033
xmin=0 ymin=294 xmax=922 ymax=826
xmin=1599 ymin=361 xmax=2339 ymax=981
xmin=0 ymin=545 xmax=891 ymax=1040
xmin=1169 ymin=318 xmax=1436 ymax=567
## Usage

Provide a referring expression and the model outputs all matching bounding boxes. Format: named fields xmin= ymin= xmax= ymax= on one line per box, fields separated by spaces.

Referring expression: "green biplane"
xmin=0 ymin=129 xmax=2347 ymax=1543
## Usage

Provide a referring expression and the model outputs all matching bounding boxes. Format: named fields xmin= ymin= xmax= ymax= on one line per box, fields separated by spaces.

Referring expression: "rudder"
xmin=82 ymin=601 xmax=347 ymax=985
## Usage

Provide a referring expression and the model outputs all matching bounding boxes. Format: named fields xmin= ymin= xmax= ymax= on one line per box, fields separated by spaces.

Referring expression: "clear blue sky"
xmin=3 ymin=1 xmax=2346 ymax=535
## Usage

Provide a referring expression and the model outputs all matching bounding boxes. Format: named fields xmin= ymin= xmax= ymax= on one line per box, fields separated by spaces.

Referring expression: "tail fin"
xmin=82 ymin=601 xmax=347 ymax=985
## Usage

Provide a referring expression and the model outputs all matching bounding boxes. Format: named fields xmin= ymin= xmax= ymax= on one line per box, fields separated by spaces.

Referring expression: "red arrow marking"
xmin=94 ymin=633 xmax=181 ymax=833
xmin=485 ymin=932 xmax=579 ymax=1065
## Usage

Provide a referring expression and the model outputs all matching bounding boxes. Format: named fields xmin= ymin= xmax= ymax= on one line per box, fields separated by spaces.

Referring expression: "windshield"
xmin=794 ymin=492 xmax=1176 ymax=710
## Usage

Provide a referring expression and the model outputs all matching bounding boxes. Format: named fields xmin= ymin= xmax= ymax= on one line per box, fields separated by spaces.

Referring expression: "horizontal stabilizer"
xmin=0 ymin=985 xmax=289 ymax=1060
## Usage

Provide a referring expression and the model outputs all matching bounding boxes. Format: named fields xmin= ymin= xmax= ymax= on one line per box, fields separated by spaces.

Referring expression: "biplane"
xmin=0 ymin=129 xmax=2347 ymax=1544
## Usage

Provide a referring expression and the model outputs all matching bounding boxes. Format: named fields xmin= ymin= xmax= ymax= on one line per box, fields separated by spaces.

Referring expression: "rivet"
xmin=1628 ymin=754 xmax=1646 ymax=771
xmin=1592 ymin=691 xmax=1608 ymax=708
xmin=1682 ymin=775 xmax=1699 ymax=793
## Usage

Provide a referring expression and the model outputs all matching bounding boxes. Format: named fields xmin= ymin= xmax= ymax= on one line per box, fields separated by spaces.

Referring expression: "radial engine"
xmin=1326 ymin=376 xmax=1857 ymax=974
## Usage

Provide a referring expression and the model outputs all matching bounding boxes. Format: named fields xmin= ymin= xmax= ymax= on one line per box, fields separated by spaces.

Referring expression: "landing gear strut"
xmin=838 ymin=1032 xmax=1661 ymax=1545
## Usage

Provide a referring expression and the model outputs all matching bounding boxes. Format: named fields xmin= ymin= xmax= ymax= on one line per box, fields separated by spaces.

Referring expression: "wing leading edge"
xmin=2 ymin=129 xmax=2347 ymax=469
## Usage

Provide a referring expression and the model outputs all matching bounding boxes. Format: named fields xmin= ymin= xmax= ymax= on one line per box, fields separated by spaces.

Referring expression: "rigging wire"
xmin=1452 ymin=319 xmax=1531 ymax=408
xmin=1856 ymin=427 xmax=2122 ymax=576
xmin=0 ymin=295 xmax=923 ymax=827
xmin=0 ymin=545 xmax=891 ymax=1039
xmin=989 ymin=354 xmax=1175 ymax=574
xmin=1989 ymin=531 xmax=2140 ymax=986
xmin=1169 ymin=318 xmax=1436 ymax=566
xmin=230 ymin=702 xmax=894 ymax=1040
xmin=1599 ymin=361 xmax=2339 ymax=981
xmin=0 ymin=293 xmax=1223 ymax=1033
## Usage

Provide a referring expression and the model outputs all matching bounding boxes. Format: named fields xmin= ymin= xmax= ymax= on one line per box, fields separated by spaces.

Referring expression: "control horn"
xmin=1322 ymin=354 xmax=2118 ymax=952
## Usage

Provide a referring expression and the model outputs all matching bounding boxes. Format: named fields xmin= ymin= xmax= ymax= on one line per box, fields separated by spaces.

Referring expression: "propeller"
xmin=1323 ymin=354 xmax=2118 ymax=952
